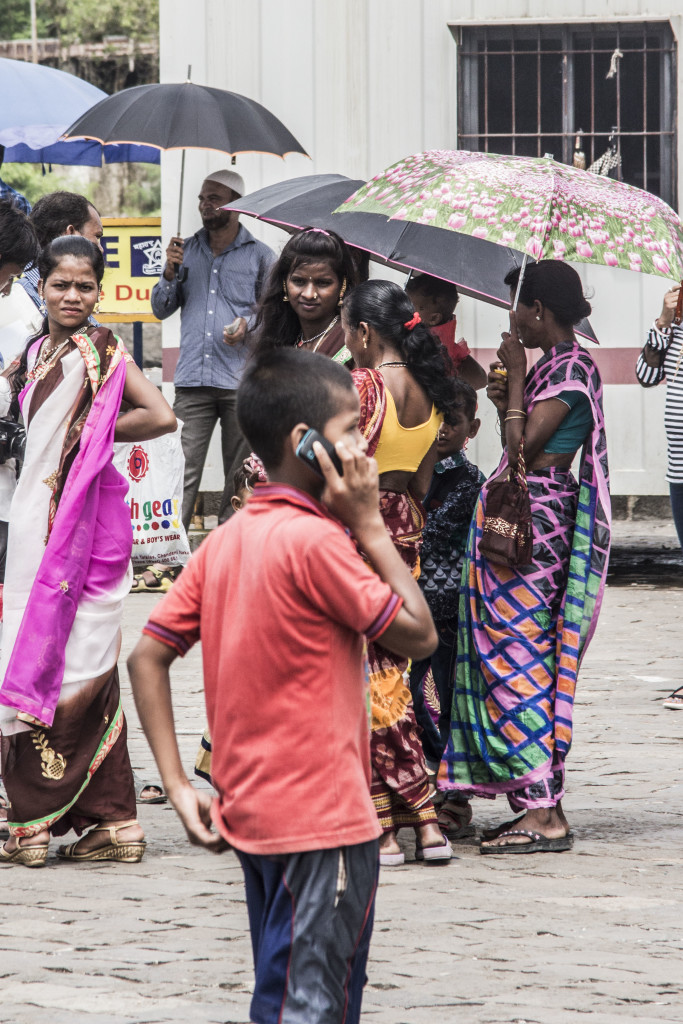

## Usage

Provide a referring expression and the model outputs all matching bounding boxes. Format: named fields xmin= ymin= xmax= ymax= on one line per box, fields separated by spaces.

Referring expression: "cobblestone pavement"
xmin=2 ymin=581 xmax=683 ymax=1024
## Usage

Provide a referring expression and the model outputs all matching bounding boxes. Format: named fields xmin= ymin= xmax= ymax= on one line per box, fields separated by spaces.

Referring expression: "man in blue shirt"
xmin=151 ymin=169 xmax=275 ymax=530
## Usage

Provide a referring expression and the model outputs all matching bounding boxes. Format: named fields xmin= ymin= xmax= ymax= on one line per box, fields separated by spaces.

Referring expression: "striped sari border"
xmin=9 ymin=701 xmax=125 ymax=837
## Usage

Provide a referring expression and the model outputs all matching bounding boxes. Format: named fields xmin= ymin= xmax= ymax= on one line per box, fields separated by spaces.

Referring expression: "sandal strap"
xmin=487 ymin=829 xmax=540 ymax=843
xmin=90 ymin=819 xmax=140 ymax=845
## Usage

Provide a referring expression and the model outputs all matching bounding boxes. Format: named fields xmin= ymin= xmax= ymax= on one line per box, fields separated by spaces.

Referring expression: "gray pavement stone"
xmin=2 ymin=584 xmax=683 ymax=1022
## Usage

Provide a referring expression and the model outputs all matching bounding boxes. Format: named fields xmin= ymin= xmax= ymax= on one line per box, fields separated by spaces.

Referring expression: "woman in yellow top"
xmin=342 ymin=279 xmax=461 ymax=865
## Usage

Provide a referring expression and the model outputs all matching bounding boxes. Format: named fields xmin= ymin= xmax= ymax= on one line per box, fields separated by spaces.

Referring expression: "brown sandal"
xmin=57 ymin=819 xmax=146 ymax=863
xmin=437 ymin=799 xmax=475 ymax=840
xmin=0 ymin=836 xmax=49 ymax=868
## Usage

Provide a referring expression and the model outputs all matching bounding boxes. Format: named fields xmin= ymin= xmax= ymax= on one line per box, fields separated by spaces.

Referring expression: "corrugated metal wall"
xmin=159 ymin=0 xmax=682 ymax=495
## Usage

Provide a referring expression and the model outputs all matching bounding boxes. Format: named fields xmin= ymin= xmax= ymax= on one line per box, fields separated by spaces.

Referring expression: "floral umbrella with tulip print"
xmin=336 ymin=149 xmax=683 ymax=282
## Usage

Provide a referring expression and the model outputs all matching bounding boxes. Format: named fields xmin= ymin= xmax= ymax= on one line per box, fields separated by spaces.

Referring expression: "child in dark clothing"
xmin=409 ymin=380 xmax=484 ymax=836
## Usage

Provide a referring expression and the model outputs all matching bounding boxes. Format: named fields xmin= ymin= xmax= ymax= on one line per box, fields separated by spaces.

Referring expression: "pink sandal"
xmin=415 ymin=834 xmax=453 ymax=863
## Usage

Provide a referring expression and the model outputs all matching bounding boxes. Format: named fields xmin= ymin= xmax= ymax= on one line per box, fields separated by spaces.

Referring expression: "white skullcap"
xmin=204 ymin=169 xmax=245 ymax=197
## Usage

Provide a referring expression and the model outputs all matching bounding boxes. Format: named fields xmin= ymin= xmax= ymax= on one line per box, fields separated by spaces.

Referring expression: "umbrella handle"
xmin=674 ymin=280 xmax=683 ymax=326
xmin=511 ymin=253 xmax=528 ymax=312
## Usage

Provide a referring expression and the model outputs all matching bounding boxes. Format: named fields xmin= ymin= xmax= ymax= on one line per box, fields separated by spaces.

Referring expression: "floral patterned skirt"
xmin=367 ymin=490 xmax=437 ymax=832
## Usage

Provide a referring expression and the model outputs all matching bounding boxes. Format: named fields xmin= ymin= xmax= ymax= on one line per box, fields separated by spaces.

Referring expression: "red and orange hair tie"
xmin=404 ymin=311 xmax=421 ymax=330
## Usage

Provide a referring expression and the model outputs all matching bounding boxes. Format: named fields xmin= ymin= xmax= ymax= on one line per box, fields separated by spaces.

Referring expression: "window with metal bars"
xmin=455 ymin=22 xmax=677 ymax=207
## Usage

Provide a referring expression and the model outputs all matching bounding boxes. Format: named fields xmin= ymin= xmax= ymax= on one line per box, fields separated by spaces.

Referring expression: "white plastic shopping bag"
xmin=113 ymin=423 xmax=191 ymax=567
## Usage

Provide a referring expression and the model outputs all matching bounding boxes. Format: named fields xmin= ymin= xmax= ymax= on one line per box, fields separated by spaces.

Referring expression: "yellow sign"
xmin=99 ymin=217 xmax=162 ymax=323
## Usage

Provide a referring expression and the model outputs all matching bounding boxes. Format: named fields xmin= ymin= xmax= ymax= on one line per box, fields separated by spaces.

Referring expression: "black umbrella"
xmin=63 ymin=69 xmax=308 ymax=235
xmin=223 ymin=173 xmax=597 ymax=342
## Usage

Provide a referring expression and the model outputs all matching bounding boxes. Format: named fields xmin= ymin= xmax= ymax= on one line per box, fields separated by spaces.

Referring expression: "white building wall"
xmin=159 ymin=0 xmax=682 ymax=496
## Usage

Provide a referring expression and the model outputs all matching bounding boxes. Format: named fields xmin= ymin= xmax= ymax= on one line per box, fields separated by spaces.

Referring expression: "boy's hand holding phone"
xmin=312 ymin=437 xmax=384 ymax=542
xmin=313 ymin=437 xmax=438 ymax=662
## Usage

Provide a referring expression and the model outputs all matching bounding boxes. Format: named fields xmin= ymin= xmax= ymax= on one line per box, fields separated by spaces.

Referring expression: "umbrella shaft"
xmin=512 ymin=253 xmax=528 ymax=312
xmin=177 ymin=148 xmax=186 ymax=237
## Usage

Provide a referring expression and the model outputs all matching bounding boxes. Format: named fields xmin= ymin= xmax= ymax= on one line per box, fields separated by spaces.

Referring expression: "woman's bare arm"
xmin=115 ymin=361 xmax=177 ymax=442
xmin=409 ymin=437 xmax=439 ymax=501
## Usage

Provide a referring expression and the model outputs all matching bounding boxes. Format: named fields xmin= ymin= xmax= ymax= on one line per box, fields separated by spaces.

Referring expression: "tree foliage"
xmin=0 ymin=1 xmax=160 ymax=218
xmin=0 ymin=0 xmax=159 ymax=44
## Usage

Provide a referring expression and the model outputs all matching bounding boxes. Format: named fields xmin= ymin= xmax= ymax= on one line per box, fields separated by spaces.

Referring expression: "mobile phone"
xmin=296 ymin=428 xmax=343 ymax=478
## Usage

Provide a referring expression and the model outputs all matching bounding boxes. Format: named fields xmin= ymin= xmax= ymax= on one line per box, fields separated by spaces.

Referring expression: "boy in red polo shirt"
xmin=127 ymin=349 xmax=437 ymax=1024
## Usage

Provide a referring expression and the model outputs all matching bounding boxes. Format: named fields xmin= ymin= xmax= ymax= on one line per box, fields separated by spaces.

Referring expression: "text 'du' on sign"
xmin=99 ymin=217 xmax=162 ymax=323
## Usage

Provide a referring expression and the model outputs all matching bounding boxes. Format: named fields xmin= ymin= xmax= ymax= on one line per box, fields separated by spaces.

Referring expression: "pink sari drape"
xmin=0 ymin=335 xmax=131 ymax=728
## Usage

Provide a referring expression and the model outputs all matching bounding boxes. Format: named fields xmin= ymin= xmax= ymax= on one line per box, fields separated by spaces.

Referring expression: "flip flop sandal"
xmin=379 ymin=849 xmax=405 ymax=867
xmin=480 ymin=828 xmax=574 ymax=855
xmin=663 ymin=687 xmax=683 ymax=710
xmin=437 ymin=800 xmax=475 ymax=840
xmin=134 ymin=772 xmax=167 ymax=804
xmin=57 ymin=820 xmax=146 ymax=863
xmin=480 ymin=815 xmax=525 ymax=842
xmin=0 ymin=837 xmax=49 ymax=868
xmin=415 ymin=834 xmax=453 ymax=863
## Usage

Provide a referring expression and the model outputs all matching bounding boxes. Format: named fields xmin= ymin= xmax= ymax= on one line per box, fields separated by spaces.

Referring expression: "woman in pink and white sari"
xmin=0 ymin=236 xmax=176 ymax=867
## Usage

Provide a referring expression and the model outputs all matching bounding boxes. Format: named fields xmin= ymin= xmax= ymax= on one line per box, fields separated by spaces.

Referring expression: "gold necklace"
xmin=296 ymin=316 xmax=339 ymax=352
xmin=27 ymin=338 xmax=72 ymax=383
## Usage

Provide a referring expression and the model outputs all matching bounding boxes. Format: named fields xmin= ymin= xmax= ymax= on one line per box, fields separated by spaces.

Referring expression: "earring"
xmin=535 ymin=315 xmax=541 ymax=320
xmin=363 ymin=338 xmax=368 ymax=350
xmin=338 ymin=277 xmax=347 ymax=307
xmin=282 ymin=283 xmax=289 ymax=303
xmin=94 ymin=301 xmax=101 ymax=314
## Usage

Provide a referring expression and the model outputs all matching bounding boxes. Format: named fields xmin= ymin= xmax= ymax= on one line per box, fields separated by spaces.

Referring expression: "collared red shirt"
xmin=150 ymin=223 xmax=275 ymax=390
xmin=143 ymin=483 xmax=397 ymax=855
xmin=0 ymin=178 xmax=31 ymax=216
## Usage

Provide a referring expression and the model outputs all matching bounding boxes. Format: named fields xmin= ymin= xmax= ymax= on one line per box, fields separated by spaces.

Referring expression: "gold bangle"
xmin=506 ymin=408 xmax=527 ymax=416
xmin=505 ymin=414 xmax=527 ymax=421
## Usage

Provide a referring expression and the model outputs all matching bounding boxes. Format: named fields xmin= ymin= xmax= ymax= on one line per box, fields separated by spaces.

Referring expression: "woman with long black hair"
xmin=252 ymin=227 xmax=360 ymax=361
xmin=342 ymin=279 xmax=460 ymax=865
